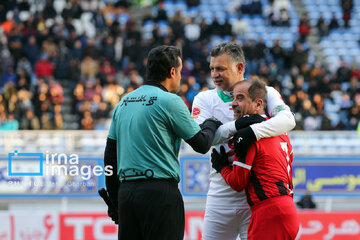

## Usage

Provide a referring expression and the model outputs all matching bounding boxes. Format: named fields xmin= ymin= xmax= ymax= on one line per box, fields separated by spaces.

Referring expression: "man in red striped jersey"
xmin=211 ymin=79 xmax=299 ymax=240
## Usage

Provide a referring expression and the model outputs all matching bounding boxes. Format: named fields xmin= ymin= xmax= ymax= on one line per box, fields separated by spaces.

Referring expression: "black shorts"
xmin=118 ymin=179 xmax=184 ymax=240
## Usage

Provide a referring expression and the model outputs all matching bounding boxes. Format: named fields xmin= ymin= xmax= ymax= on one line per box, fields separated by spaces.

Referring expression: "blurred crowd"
xmin=0 ymin=0 xmax=359 ymax=131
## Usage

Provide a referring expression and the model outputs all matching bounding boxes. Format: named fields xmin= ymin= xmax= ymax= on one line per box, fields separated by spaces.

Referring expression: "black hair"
xmin=146 ymin=45 xmax=182 ymax=82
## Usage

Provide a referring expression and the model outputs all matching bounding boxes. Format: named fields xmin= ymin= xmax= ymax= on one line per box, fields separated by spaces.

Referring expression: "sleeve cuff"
xmin=250 ymin=124 xmax=261 ymax=141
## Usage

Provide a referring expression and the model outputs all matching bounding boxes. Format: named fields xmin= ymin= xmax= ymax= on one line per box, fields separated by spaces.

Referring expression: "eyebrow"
xmin=235 ymin=93 xmax=245 ymax=99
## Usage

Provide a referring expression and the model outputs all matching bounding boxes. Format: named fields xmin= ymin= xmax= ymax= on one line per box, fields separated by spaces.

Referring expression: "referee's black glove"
xmin=200 ymin=117 xmax=223 ymax=130
xmin=235 ymin=114 xmax=266 ymax=130
xmin=106 ymin=191 xmax=119 ymax=224
xmin=211 ymin=146 xmax=229 ymax=172
xmin=107 ymin=206 xmax=118 ymax=224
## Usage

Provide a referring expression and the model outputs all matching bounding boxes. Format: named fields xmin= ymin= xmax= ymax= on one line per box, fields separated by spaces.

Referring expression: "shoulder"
xmin=161 ymin=91 xmax=182 ymax=101
xmin=193 ymin=89 xmax=217 ymax=103
xmin=159 ymin=92 xmax=186 ymax=110
xmin=194 ymin=89 xmax=217 ymax=99
xmin=265 ymin=86 xmax=281 ymax=98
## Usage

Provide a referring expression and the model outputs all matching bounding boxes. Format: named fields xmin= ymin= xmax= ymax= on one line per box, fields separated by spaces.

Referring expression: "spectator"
xmin=41 ymin=113 xmax=53 ymax=130
xmin=209 ymin=17 xmax=222 ymax=36
xmin=186 ymin=0 xmax=200 ymax=7
xmin=279 ymin=8 xmax=290 ymax=27
xmin=102 ymin=36 xmax=116 ymax=64
xmin=21 ymin=110 xmax=40 ymax=130
xmin=81 ymin=111 xmax=94 ymax=130
xmin=155 ymin=2 xmax=168 ymax=22
xmin=222 ymin=19 xmax=232 ymax=37
xmin=328 ymin=13 xmax=340 ymax=31
xmin=250 ymin=0 xmax=262 ymax=15
xmin=16 ymin=57 xmax=32 ymax=77
xmin=54 ymin=113 xmax=63 ymax=130
xmin=316 ymin=14 xmax=328 ymax=38
xmin=34 ymin=53 xmax=54 ymax=79
xmin=0 ymin=113 xmax=19 ymax=130
xmin=341 ymin=0 xmax=353 ymax=28
xmin=2 ymin=67 xmax=17 ymax=87
xmin=337 ymin=58 xmax=351 ymax=83
xmin=199 ymin=19 xmax=210 ymax=40
xmin=298 ymin=14 xmax=311 ymax=43
xmin=291 ymin=42 xmax=308 ymax=69
xmin=184 ymin=18 xmax=200 ymax=41
xmin=0 ymin=3 xmax=6 ymax=23
xmin=296 ymin=193 xmax=316 ymax=209
xmin=43 ymin=0 xmax=57 ymax=20
xmin=48 ymin=80 xmax=64 ymax=104
xmin=264 ymin=2 xmax=280 ymax=26
xmin=62 ymin=0 xmax=83 ymax=19
xmin=81 ymin=56 xmax=99 ymax=79
xmin=170 ymin=11 xmax=185 ymax=40
xmin=93 ymin=8 xmax=107 ymax=32
xmin=69 ymin=40 xmax=83 ymax=60
xmin=83 ymin=38 xmax=100 ymax=60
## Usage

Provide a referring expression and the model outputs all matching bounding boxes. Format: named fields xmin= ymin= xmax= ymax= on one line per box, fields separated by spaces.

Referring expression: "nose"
xmin=211 ymin=70 xmax=219 ymax=78
xmin=231 ymin=99 xmax=237 ymax=109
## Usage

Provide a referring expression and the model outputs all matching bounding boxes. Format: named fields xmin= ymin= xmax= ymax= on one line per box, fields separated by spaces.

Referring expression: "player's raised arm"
xmin=250 ymin=86 xmax=295 ymax=140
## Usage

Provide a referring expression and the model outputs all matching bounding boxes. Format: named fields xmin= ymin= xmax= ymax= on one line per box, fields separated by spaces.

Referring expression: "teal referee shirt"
xmin=108 ymin=82 xmax=201 ymax=182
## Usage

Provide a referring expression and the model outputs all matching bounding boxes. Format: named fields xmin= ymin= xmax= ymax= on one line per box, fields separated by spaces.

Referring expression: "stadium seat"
xmin=54 ymin=0 xmax=66 ymax=14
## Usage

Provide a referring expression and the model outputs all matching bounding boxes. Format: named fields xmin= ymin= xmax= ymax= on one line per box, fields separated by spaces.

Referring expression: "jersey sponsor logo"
xmin=192 ymin=107 xmax=201 ymax=118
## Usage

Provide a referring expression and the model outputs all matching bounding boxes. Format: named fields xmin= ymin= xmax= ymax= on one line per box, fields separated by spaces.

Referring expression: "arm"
xmin=222 ymin=144 xmax=255 ymax=191
xmin=212 ymin=114 xmax=267 ymax=145
xmin=186 ymin=118 xmax=222 ymax=154
xmin=251 ymin=86 xmax=295 ymax=140
xmin=104 ymin=137 xmax=119 ymax=206
xmin=170 ymin=95 xmax=221 ymax=154
xmin=104 ymin=137 xmax=119 ymax=224
xmin=105 ymin=106 xmax=119 ymax=202
xmin=212 ymin=121 xmax=237 ymax=145
xmin=211 ymin=145 xmax=256 ymax=192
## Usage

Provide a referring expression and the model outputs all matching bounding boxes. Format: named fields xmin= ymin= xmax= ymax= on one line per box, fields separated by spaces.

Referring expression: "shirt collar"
xmin=144 ymin=81 xmax=168 ymax=92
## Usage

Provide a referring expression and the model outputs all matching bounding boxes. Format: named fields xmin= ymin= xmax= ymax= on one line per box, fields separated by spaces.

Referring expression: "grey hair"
xmin=210 ymin=42 xmax=246 ymax=70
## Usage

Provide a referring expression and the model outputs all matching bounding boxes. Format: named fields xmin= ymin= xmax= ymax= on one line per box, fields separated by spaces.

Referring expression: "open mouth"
xmin=213 ymin=79 xmax=223 ymax=85
xmin=233 ymin=107 xmax=241 ymax=113
xmin=233 ymin=107 xmax=241 ymax=115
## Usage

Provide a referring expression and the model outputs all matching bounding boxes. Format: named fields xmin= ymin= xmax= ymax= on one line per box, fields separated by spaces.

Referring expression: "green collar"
xmin=217 ymin=90 xmax=233 ymax=103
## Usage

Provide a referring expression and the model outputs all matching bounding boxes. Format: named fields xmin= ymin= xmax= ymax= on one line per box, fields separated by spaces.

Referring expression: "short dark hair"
xmin=210 ymin=42 xmax=246 ymax=70
xmin=235 ymin=79 xmax=267 ymax=109
xmin=146 ymin=45 xmax=182 ymax=82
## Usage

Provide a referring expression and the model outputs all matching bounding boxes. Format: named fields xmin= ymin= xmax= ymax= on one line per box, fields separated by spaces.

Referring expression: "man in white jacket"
xmin=191 ymin=42 xmax=295 ymax=240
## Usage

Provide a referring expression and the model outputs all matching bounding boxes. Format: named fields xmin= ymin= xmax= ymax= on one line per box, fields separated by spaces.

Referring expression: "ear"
xmin=236 ymin=62 xmax=244 ymax=75
xmin=170 ymin=67 xmax=176 ymax=78
xmin=254 ymin=99 xmax=263 ymax=111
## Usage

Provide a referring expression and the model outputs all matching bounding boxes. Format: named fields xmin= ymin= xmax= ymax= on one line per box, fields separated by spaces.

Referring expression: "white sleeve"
xmin=212 ymin=120 xmax=237 ymax=145
xmin=191 ymin=93 xmax=212 ymax=124
xmin=250 ymin=86 xmax=296 ymax=140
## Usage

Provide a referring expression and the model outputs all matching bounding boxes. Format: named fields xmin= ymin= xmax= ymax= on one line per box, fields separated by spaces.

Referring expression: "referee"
xmin=104 ymin=45 xmax=221 ymax=240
